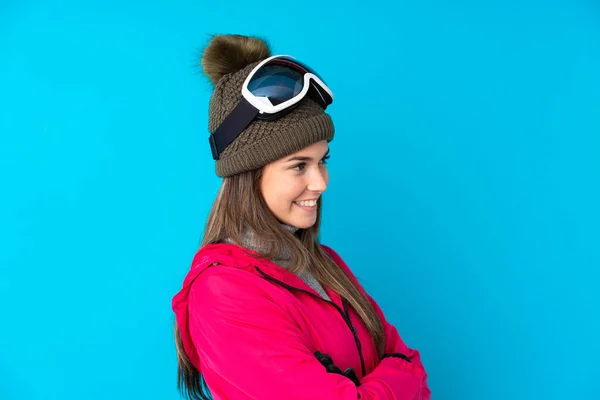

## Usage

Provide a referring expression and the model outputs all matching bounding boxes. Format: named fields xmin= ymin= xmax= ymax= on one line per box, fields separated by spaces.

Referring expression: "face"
xmin=260 ymin=140 xmax=330 ymax=229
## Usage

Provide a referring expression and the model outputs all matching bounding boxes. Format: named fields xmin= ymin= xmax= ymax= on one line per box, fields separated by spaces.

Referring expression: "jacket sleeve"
xmin=367 ymin=292 xmax=431 ymax=399
xmin=187 ymin=266 xmax=428 ymax=400
xmin=321 ymin=245 xmax=431 ymax=399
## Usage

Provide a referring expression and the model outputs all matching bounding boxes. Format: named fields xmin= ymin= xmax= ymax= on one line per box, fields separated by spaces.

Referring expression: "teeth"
xmin=296 ymin=200 xmax=317 ymax=207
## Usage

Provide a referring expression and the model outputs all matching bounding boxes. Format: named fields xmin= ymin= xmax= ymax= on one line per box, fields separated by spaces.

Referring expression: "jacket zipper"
xmin=255 ymin=266 xmax=366 ymax=377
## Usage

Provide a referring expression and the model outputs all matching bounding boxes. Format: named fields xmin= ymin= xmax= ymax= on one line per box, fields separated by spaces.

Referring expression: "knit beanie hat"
xmin=200 ymin=34 xmax=335 ymax=177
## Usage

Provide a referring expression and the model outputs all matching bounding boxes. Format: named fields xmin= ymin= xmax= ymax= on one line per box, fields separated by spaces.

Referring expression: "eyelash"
xmin=292 ymin=155 xmax=330 ymax=171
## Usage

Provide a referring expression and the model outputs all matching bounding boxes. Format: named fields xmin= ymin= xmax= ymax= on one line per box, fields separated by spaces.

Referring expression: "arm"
xmin=322 ymin=245 xmax=431 ymax=398
xmin=368 ymin=292 xmax=431 ymax=399
xmin=188 ymin=266 xmax=426 ymax=400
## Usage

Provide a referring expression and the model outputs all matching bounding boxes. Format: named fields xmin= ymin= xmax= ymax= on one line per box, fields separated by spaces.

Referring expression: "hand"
xmin=314 ymin=351 xmax=361 ymax=386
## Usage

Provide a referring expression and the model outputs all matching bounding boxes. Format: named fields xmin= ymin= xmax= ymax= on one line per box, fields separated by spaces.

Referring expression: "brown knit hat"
xmin=200 ymin=34 xmax=335 ymax=177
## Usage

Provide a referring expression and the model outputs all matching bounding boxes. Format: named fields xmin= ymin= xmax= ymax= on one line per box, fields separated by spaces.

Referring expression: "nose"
xmin=307 ymin=168 xmax=328 ymax=193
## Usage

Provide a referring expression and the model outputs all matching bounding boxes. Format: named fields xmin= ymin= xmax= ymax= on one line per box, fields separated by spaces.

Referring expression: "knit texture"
xmin=223 ymin=224 xmax=331 ymax=301
xmin=209 ymin=62 xmax=335 ymax=177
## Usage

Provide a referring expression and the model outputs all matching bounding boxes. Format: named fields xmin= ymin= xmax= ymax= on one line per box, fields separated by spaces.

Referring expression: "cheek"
xmin=280 ymin=181 xmax=305 ymax=204
xmin=260 ymin=170 xmax=302 ymax=209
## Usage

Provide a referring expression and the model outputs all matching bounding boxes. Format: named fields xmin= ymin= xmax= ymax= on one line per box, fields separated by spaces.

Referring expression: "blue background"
xmin=1 ymin=1 xmax=599 ymax=399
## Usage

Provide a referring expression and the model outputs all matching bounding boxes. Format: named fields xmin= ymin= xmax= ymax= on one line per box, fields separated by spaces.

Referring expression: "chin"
xmin=290 ymin=218 xmax=317 ymax=230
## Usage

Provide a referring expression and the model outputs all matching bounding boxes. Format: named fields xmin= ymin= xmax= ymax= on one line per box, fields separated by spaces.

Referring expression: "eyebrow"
xmin=285 ymin=149 xmax=330 ymax=163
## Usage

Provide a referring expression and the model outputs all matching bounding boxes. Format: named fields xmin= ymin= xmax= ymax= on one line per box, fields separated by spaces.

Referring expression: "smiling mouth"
xmin=294 ymin=199 xmax=318 ymax=207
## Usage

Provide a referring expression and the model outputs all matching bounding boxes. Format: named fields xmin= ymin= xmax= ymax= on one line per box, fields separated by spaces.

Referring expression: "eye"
xmin=320 ymin=155 xmax=330 ymax=165
xmin=292 ymin=163 xmax=306 ymax=171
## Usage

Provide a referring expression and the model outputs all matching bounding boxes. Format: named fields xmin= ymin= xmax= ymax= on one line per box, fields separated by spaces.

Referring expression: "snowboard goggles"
xmin=209 ymin=55 xmax=334 ymax=160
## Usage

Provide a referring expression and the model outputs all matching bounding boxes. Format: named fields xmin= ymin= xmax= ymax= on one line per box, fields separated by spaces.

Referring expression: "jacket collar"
xmin=188 ymin=242 xmax=327 ymax=297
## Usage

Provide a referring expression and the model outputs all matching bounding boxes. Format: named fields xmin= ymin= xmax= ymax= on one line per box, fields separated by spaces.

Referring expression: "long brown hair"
xmin=175 ymin=168 xmax=385 ymax=400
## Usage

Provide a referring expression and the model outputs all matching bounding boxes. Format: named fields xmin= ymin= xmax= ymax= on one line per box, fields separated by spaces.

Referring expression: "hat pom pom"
xmin=200 ymin=34 xmax=272 ymax=85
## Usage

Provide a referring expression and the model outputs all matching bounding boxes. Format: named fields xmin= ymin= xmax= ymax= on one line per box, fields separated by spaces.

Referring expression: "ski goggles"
xmin=209 ymin=55 xmax=334 ymax=160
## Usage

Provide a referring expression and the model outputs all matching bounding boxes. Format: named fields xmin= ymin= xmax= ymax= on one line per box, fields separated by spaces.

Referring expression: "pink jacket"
xmin=172 ymin=243 xmax=431 ymax=399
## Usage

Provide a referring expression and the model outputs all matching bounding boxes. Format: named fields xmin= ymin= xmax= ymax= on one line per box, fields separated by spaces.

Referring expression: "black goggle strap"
xmin=209 ymin=97 xmax=260 ymax=160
